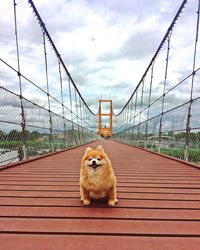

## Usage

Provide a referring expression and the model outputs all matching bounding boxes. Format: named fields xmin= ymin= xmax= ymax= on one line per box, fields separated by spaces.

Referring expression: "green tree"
xmin=0 ymin=130 xmax=6 ymax=140
xmin=31 ymin=131 xmax=41 ymax=140
xmin=168 ymin=131 xmax=174 ymax=137
xmin=175 ymin=132 xmax=185 ymax=140
xmin=8 ymin=130 xmax=21 ymax=141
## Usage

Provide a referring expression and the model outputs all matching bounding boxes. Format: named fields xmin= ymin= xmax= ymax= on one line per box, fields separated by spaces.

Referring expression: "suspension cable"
xmin=114 ymin=0 xmax=188 ymax=116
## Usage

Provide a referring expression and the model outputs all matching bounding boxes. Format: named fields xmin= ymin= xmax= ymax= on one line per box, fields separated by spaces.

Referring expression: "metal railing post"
xmin=13 ymin=0 xmax=27 ymax=160
xmin=184 ymin=0 xmax=200 ymax=161
xmin=42 ymin=32 xmax=54 ymax=152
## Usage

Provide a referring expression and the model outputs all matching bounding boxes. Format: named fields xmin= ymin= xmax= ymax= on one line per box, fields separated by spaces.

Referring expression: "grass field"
xmin=160 ymin=148 xmax=200 ymax=163
xmin=1 ymin=140 xmax=200 ymax=164
xmin=0 ymin=140 xmax=68 ymax=150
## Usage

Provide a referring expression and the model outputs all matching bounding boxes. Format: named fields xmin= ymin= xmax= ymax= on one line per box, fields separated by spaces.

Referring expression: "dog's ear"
xmin=96 ymin=145 xmax=104 ymax=152
xmin=85 ymin=147 xmax=92 ymax=154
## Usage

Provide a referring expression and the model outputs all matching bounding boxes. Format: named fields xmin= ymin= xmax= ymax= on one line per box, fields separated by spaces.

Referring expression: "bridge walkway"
xmin=0 ymin=140 xmax=200 ymax=249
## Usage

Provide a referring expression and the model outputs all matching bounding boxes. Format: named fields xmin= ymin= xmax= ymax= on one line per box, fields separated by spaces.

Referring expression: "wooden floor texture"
xmin=0 ymin=140 xmax=200 ymax=249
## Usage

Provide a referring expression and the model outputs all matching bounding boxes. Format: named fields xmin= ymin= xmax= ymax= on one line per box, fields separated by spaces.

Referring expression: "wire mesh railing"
xmin=1 ymin=0 xmax=200 ymax=166
xmin=0 ymin=0 xmax=98 ymax=166
xmin=113 ymin=0 xmax=200 ymax=164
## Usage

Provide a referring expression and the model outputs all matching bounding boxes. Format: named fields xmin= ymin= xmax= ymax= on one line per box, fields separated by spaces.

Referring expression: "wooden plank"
xmin=1 ymin=177 xmax=200 ymax=184
xmin=0 ymin=206 xmax=200 ymax=220
xmin=1 ymin=181 xmax=200 ymax=189
xmin=0 ymin=197 xmax=200 ymax=209
xmin=1 ymin=235 xmax=200 ymax=250
xmin=2 ymin=172 xmax=200 ymax=177
xmin=1 ymin=218 xmax=200 ymax=235
xmin=1 ymin=140 xmax=200 ymax=250
xmin=4 ymin=169 xmax=200 ymax=174
xmin=1 ymin=185 xmax=200 ymax=194
xmin=1 ymin=190 xmax=200 ymax=200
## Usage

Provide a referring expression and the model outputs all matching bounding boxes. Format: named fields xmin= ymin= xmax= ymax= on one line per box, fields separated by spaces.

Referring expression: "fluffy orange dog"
xmin=80 ymin=145 xmax=118 ymax=206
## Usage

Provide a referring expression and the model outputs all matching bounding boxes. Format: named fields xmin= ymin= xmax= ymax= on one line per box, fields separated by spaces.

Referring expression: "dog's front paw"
xmin=108 ymin=199 xmax=116 ymax=207
xmin=82 ymin=198 xmax=91 ymax=206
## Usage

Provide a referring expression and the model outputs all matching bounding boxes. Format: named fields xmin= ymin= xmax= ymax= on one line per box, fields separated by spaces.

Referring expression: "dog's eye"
xmin=88 ymin=158 xmax=92 ymax=161
xmin=97 ymin=158 xmax=101 ymax=161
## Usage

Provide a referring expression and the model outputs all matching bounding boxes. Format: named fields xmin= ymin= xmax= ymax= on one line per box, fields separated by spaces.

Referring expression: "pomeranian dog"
xmin=80 ymin=145 xmax=118 ymax=207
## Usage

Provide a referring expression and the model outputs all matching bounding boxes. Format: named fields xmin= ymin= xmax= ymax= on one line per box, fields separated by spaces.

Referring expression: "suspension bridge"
xmin=0 ymin=0 xmax=200 ymax=249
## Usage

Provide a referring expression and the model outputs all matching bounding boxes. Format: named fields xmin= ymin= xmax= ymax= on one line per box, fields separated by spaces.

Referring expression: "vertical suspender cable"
xmin=13 ymin=0 xmax=27 ymax=160
xmin=158 ymin=31 xmax=172 ymax=152
xmin=42 ymin=32 xmax=53 ymax=152
xmin=145 ymin=62 xmax=154 ymax=146
xmin=184 ymin=0 xmax=200 ymax=160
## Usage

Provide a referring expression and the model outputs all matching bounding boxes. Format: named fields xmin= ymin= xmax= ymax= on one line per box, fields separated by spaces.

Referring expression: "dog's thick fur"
xmin=80 ymin=145 xmax=117 ymax=206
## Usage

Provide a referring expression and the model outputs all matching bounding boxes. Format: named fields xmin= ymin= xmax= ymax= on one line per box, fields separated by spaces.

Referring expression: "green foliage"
xmin=0 ymin=130 xmax=47 ymax=141
xmin=160 ymin=148 xmax=200 ymax=163
xmin=161 ymin=148 xmax=185 ymax=160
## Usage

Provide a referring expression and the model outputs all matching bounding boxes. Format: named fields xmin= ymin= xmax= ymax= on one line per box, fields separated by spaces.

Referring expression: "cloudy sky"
xmin=0 ymin=0 xmax=199 ymax=119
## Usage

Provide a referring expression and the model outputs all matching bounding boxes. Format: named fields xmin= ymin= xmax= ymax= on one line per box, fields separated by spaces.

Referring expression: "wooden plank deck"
xmin=0 ymin=140 xmax=200 ymax=250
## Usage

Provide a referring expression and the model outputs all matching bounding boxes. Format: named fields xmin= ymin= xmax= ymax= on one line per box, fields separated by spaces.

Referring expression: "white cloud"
xmin=0 ymin=0 xmax=198 ymax=120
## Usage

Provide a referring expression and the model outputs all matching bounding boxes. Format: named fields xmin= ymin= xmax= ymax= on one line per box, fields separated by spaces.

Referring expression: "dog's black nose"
xmin=92 ymin=160 xmax=96 ymax=165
